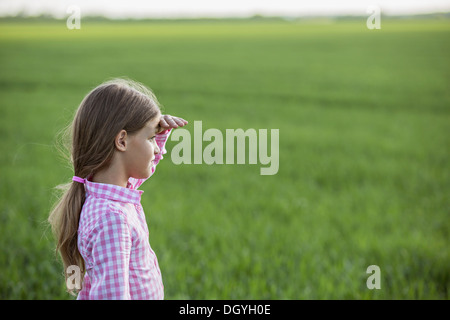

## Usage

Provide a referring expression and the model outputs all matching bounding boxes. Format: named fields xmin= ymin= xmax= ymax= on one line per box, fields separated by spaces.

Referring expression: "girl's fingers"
xmin=174 ymin=117 xmax=187 ymax=126
xmin=167 ymin=117 xmax=178 ymax=127
xmin=160 ymin=117 xmax=170 ymax=127
xmin=160 ymin=115 xmax=188 ymax=129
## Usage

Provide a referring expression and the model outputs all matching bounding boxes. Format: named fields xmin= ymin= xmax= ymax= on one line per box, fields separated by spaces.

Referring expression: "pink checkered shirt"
xmin=76 ymin=129 xmax=171 ymax=300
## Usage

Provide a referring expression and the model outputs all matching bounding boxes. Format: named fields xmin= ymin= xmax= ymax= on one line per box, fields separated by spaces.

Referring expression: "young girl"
xmin=48 ymin=78 xmax=188 ymax=300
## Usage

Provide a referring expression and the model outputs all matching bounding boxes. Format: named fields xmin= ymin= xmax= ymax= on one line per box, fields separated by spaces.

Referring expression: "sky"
xmin=0 ymin=0 xmax=449 ymax=19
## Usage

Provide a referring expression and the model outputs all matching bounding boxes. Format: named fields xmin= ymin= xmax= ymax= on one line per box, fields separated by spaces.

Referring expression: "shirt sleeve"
xmin=87 ymin=210 xmax=132 ymax=300
xmin=128 ymin=128 xmax=172 ymax=189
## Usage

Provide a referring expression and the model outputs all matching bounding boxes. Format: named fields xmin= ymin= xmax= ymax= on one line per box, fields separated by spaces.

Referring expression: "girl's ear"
xmin=114 ymin=130 xmax=128 ymax=152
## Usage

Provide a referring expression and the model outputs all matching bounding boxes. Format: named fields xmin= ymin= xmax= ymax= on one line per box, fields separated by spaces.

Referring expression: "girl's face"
xmin=124 ymin=114 xmax=162 ymax=179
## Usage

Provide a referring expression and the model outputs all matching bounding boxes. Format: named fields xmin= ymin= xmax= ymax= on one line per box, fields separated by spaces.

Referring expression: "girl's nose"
xmin=154 ymin=143 xmax=160 ymax=155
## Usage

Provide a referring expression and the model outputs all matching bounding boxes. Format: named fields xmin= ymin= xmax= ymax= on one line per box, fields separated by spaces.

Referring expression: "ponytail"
xmin=48 ymin=180 xmax=86 ymax=295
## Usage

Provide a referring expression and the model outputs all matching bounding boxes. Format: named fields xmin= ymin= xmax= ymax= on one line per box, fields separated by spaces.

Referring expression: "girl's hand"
xmin=158 ymin=114 xmax=188 ymax=133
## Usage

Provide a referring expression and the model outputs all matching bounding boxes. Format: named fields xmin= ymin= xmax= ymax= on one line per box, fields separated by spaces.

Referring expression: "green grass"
xmin=0 ymin=18 xmax=448 ymax=299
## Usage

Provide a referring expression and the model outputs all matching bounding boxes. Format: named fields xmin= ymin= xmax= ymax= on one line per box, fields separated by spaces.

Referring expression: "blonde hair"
xmin=48 ymin=78 xmax=161 ymax=295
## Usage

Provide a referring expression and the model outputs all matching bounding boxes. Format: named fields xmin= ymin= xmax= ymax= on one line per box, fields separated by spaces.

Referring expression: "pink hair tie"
xmin=72 ymin=176 xmax=86 ymax=184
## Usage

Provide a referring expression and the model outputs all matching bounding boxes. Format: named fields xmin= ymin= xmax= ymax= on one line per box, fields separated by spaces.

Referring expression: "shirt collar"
xmin=85 ymin=179 xmax=143 ymax=205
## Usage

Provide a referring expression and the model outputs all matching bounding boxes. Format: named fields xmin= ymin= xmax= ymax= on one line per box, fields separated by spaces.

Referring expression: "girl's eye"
xmin=149 ymin=136 xmax=156 ymax=141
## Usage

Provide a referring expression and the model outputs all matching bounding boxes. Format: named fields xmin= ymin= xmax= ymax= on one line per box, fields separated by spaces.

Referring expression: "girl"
xmin=48 ymin=78 xmax=188 ymax=299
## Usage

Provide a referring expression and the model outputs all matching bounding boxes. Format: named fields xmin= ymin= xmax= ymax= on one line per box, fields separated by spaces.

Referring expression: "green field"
xmin=0 ymin=18 xmax=448 ymax=299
